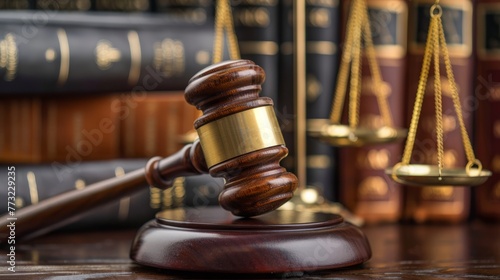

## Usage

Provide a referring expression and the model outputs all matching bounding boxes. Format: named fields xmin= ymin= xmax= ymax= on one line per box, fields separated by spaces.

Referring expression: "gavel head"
xmin=184 ymin=59 xmax=298 ymax=217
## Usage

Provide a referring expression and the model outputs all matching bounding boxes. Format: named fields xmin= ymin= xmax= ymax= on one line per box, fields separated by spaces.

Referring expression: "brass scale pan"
xmin=308 ymin=119 xmax=491 ymax=187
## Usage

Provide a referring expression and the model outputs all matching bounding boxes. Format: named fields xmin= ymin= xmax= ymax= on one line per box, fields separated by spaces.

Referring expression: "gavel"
xmin=0 ymin=60 xmax=298 ymax=243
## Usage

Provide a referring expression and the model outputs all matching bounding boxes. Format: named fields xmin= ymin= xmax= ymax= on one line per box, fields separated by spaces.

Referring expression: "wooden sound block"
xmin=130 ymin=207 xmax=371 ymax=274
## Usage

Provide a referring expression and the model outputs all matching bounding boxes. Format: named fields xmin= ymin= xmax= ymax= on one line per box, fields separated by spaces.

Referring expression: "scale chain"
xmin=398 ymin=1 xmax=481 ymax=175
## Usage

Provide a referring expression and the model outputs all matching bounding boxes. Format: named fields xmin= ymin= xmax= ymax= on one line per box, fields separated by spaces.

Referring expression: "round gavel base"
xmin=130 ymin=206 xmax=371 ymax=274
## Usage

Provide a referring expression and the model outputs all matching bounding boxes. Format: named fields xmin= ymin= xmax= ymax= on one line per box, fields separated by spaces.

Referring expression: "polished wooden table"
xmin=1 ymin=221 xmax=499 ymax=279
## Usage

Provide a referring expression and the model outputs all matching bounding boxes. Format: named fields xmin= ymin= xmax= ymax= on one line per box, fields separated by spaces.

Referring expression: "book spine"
xmin=277 ymin=0 xmax=295 ymax=175
xmin=0 ymin=91 xmax=200 ymax=163
xmin=93 ymin=0 xmax=151 ymax=12
xmin=278 ymin=0 xmax=340 ymax=201
xmin=0 ymin=95 xmax=122 ymax=163
xmin=305 ymin=0 xmax=340 ymax=201
xmin=0 ymin=97 xmax=42 ymax=162
xmin=474 ymin=0 xmax=500 ymax=221
xmin=405 ymin=0 xmax=473 ymax=223
xmin=152 ymin=0 xmax=214 ymax=25
xmin=36 ymin=0 xmax=93 ymax=11
xmin=0 ymin=0 xmax=35 ymax=9
xmin=232 ymin=0 xmax=280 ymax=102
xmin=0 ymin=160 xmax=224 ymax=230
xmin=0 ymin=11 xmax=214 ymax=94
xmin=339 ymin=0 xmax=408 ymax=223
xmin=120 ymin=92 xmax=200 ymax=158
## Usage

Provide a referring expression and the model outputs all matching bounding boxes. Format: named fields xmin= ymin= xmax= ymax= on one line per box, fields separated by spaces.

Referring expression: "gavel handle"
xmin=0 ymin=140 xmax=207 ymax=244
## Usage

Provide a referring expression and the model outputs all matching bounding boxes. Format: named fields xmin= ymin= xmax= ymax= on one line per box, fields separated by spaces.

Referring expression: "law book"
xmin=404 ymin=0 xmax=473 ymax=223
xmin=231 ymin=0 xmax=279 ymax=102
xmin=339 ymin=0 xmax=407 ymax=224
xmin=36 ymin=0 xmax=93 ymax=11
xmin=303 ymin=0 xmax=340 ymax=202
xmin=0 ymin=91 xmax=199 ymax=163
xmin=277 ymin=0 xmax=296 ymax=176
xmin=0 ymin=11 xmax=215 ymax=94
xmin=278 ymin=0 xmax=340 ymax=201
xmin=0 ymin=0 xmax=34 ymax=9
xmin=474 ymin=0 xmax=500 ymax=221
xmin=119 ymin=92 xmax=200 ymax=158
xmin=12 ymin=0 xmax=212 ymax=15
xmin=93 ymin=0 xmax=151 ymax=12
xmin=0 ymin=0 xmax=149 ymax=11
xmin=0 ymin=94 xmax=121 ymax=163
xmin=0 ymin=159 xmax=225 ymax=231
xmin=152 ymin=0 xmax=214 ymax=25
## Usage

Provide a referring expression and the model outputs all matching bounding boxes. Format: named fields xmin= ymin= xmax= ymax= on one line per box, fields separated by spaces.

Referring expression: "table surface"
xmin=1 ymin=220 xmax=499 ymax=279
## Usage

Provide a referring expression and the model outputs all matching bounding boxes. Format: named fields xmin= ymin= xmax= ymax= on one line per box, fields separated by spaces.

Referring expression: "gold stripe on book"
xmin=239 ymin=41 xmax=279 ymax=55
xmin=128 ymin=31 xmax=141 ymax=85
xmin=306 ymin=41 xmax=338 ymax=55
xmin=27 ymin=171 xmax=39 ymax=204
xmin=57 ymin=28 xmax=70 ymax=86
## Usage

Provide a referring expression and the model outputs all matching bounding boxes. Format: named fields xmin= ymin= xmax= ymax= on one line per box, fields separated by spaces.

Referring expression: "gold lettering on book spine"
xmin=95 ymin=40 xmax=122 ymax=70
xmin=307 ymin=155 xmax=331 ymax=169
xmin=150 ymin=187 xmax=161 ymax=209
xmin=232 ymin=3 xmax=278 ymax=56
xmin=15 ymin=197 xmax=24 ymax=208
xmin=234 ymin=7 xmax=270 ymax=27
xmin=75 ymin=179 xmax=86 ymax=190
xmin=357 ymin=149 xmax=390 ymax=170
xmin=153 ymin=39 xmax=185 ymax=78
xmin=0 ymin=33 xmax=18 ymax=81
xmin=358 ymin=177 xmax=389 ymax=199
xmin=306 ymin=75 xmax=321 ymax=101
xmin=45 ymin=48 xmax=57 ymax=62
xmin=421 ymin=186 xmax=454 ymax=200
xmin=172 ymin=177 xmax=185 ymax=208
xmin=308 ymin=7 xmax=330 ymax=28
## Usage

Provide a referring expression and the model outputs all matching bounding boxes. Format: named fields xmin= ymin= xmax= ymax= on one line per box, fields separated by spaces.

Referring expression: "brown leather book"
xmin=120 ymin=92 xmax=200 ymax=158
xmin=339 ymin=0 xmax=408 ymax=223
xmin=474 ymin=0 xmax=500 ymax=221
xmin=0 ymin=97 xmax=42 ymax=162
xmin=0 ymin=92 xmax=199 ymax=163
xmin=0 ymin=159 xmax=224 ymax=230
xmin=0 ymin=95 xmax=121 ymax=163
xmin=404 ymin=0 xmax=473 ymax=223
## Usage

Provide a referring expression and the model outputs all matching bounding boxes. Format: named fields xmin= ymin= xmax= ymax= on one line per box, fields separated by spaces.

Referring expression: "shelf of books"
xmin=0 ymin=0 xmax=498 ymax=234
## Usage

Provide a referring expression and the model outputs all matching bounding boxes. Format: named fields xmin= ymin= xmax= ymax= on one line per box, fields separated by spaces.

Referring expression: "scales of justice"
xmin=0 ymin=0 xmax=491 ymax=275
